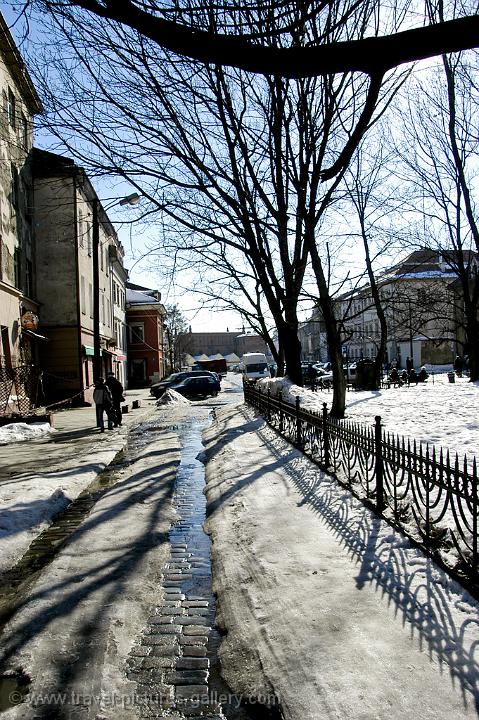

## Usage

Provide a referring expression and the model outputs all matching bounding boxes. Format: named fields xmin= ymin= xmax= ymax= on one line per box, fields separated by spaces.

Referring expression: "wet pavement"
xmin=125 ymin=405 xmax=258 ymax=719
xmin=125 ymin=414 xmax=221 ymax=717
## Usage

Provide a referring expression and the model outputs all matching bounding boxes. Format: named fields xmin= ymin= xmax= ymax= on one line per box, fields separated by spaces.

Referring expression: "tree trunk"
xmin=308 ymin=242 xmax=346 ymax=417
xmin=464 ymin=303 xmax=479 ymax=382
xmin=278 ymin=320 xmax=303 ymax=386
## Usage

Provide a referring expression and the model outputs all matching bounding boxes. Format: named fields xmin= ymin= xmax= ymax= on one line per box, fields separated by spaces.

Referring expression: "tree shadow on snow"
xmin=0 ymin=446 xmax=180 ymax=719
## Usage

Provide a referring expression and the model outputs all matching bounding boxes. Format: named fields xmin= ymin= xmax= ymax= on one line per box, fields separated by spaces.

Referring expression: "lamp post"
xmin=92 ymin=192 xmax=140 ymax=381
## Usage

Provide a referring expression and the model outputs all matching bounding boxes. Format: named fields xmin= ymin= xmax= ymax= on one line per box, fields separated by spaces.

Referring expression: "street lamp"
xmin=92 ymin=192 xmax=141 ymax=381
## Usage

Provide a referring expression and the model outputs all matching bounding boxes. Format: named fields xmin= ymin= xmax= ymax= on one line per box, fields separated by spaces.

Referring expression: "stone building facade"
xmin=0 ymin=13 xmax=43 ymax=413
xmin=32 ymin=149 xmax=128 ymax=402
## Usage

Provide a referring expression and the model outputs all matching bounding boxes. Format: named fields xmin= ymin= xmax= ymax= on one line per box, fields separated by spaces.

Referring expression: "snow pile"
xmin=0 ymin=421 xmax=55 ymax=446
xmin=156 ymin=388 xmax=191 ymax=406
xmin=258 ymin=373 xmax=479 ymax=459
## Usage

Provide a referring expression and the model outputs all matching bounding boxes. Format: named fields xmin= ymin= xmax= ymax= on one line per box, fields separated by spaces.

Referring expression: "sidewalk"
xmin=204 ymin=403 xmax=479 ymax=720
xmin=0 ymin=387 xmax=159 ymax=576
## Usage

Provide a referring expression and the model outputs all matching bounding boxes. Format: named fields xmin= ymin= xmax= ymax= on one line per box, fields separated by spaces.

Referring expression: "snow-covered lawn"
xmin=261 ymin=372 xmax=479 ymax=460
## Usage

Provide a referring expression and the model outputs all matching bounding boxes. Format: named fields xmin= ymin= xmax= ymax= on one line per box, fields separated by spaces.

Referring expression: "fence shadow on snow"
xmin=248 ymin=406 xmax=479 ymax=712
xmin=244 ymin=383 xmax=479 ymax=597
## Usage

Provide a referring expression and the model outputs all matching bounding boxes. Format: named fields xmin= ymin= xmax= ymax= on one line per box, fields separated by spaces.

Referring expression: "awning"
xmin=83 ymin=345 xmax=108 ymax=357
xmin=22 ymin=329 xmax=49 ymax=341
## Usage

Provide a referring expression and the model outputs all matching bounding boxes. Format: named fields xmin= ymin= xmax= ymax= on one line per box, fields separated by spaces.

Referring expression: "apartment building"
xmin=0 ymin=13 xmax=43 ymax=413
xmin=338 ymin=250 xmax=473 ymax=367
xmin=32 ymin=148 xmax=128 ymax=403
xmin=125 ymin=283 xmax=167 ymax=386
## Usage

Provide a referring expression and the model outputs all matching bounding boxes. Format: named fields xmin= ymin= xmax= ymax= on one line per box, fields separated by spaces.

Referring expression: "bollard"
xmin=295 ymin=396 xmax=302 ymax=447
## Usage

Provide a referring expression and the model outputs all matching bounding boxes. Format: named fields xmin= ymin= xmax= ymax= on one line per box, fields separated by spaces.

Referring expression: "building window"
xmin=86 ymin=221 xmax=92 ymax=256
xmin=89 ymin=283 xmax=93 ymax=318
xmin=1 ymin=326 xmax=12 ymax=368
xmin=78 ymin=209 xmax=84 ymax=247
xmin=81 ymin=275 xmax=86 ymax=314
xmin=25 ymin=258 xmax=33 ymax=298
xmin=11 ymin=165 xmax=19 ymax=209
xmin=21 ymin=114 xmax=28 ymax=148
xmin=130 ymin=323 xmax=144 ymax=344
xmin=7 ymin=89 xmax=15 ymax=129
xmin=100 ymin=294 xmax=105 ymax=324
xmin=14 ymin=247 xmax=21 ymax=289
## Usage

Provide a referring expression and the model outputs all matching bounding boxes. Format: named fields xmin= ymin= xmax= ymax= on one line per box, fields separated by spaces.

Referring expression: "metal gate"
xmin=0 ymin=364 xmax=42 ymax=416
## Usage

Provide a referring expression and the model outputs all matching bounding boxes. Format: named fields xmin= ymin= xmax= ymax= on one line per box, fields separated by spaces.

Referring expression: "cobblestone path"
xmin=126 ymin=415 xmax=223 ymax=719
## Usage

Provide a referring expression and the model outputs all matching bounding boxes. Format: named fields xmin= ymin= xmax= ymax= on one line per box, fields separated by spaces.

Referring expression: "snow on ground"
xmin=156 ymin=388 xmax=191 ymax=406
xmin=261 ymin=372 xmax=479 ymax=460
xmin=204 ymin=403 xmax=479 ymax=720
xmin=0 ymin=421 xmax=55 ymax=446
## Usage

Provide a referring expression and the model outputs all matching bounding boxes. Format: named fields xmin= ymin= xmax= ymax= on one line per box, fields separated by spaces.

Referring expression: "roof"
xmin=126 ymin=282 xmax=161 ymax=301
xmin=126 ymin=288 xmax=165 ymax=313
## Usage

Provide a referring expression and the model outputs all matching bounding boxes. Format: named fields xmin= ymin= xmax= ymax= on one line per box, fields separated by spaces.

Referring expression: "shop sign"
xmin=21 ymin=311 xmax=39 ymax=330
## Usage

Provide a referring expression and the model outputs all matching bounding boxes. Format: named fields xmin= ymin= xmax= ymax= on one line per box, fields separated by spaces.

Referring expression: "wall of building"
xmin=34 ymin=176 xmax=79 ymax=325
xmin=0 ymin=26 xmax=37 ymax=367
xmin=127 ymin=305 xmax=165 ymax=386
xmin=181 ymin=331 xmax=270 ymax=359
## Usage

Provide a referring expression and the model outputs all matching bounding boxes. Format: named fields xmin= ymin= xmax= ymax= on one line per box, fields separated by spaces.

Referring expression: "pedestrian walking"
xmin=105 ymin=372 xmax=125 ymax=427
xmin=93 ymin=377 xmax=114 ymax=432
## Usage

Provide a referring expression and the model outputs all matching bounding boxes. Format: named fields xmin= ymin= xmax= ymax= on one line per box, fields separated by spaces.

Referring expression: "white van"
xmin=242 ymin=353 xmax=271 ymax=382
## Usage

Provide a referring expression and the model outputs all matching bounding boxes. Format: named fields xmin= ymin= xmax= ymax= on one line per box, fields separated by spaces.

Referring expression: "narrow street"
xmin=0 ymin=376 xmax=252 ymax=720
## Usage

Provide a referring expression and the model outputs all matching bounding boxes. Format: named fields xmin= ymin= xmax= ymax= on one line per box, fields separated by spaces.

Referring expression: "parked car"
xmin=343 ymin=363 xmax=357 ymax=382
xmin=150 ymin=370 xmax=216 ymax=398
xmin=313 ymin=362 xmax=332 ymax=372
xmin=170 ymin=375 xmax=221 ymax=399
xmin=316 ymin=368 xmax=334 ymax=383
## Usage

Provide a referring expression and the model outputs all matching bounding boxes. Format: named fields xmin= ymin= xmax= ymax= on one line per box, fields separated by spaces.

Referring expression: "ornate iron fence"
xmin=0 ymin=364 xmax=43 ymax=416
xmin=244 ymin=382 xmax=479 ymax=590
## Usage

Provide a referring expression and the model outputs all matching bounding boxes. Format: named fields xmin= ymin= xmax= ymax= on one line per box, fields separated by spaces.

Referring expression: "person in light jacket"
xmin=93 ymin=377 xmax=113 ymax=432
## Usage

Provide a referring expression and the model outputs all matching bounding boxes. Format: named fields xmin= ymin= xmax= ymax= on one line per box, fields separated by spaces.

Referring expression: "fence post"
xmin=322 ymin=402 xmax=330 ymax=467
xmin=266 ymin=387 xmax=271 ymax=423
xmin=472 ymin=458 xmax=478 ymax=579
xmin=295 ymin=395 xmax=302 ymax=448
xmin=278 ymin=391 xmax=284 ymax=432
xmin=374 ymin=415 xmax=385 ymax=512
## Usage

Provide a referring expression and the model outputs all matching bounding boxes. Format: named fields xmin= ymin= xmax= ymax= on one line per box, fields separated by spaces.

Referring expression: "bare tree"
xmin=156 ymin=240 xmax=284 ymax=369
xmin=397 ymin=46 xmax=479 ymax=380
xmin=14 ymin=1 xmax=479 ymax=81
xmin=13 ymin=1 xmax=416 ymax=412
xmin=342 ymin=140 xmax=408 ymax=386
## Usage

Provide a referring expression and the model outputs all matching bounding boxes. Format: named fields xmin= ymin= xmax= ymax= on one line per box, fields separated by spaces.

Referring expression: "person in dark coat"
xmin=93 ymin=378 xmax=113 ymax=432
xmin=454 ymin=355 xmax=464 ymax=377
xmin=406 ymin=356 xmax=413 ymax=373
xmin=418 ymin=366 xmax=429 ymax=382
xmin=105 ymin=372 xmax=124 ymax=427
